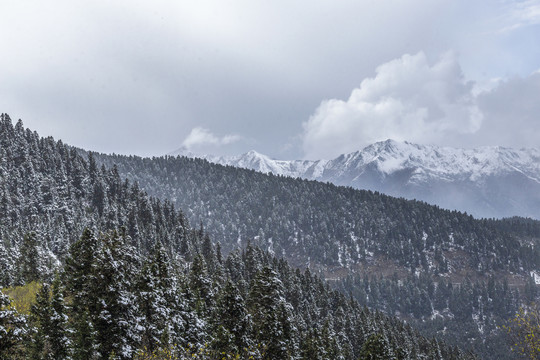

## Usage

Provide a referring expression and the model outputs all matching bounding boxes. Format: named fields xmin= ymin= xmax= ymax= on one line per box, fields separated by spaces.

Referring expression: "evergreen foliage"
xmin=0 ymin=291 xmax=27 ymax=359
xmin=3 ymin=227 xmax=477 ymax=359
xmin=1 ymin=114 xmax=537 ymax=359
xmin=92 ymin=148 xmax=540 ymax=276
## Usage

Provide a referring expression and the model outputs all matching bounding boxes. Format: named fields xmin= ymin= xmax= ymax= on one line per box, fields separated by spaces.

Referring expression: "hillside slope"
xmin=96 ymin=151 xmax=540 ymax=280
xmin=0 ymin=114 xmax=476 ymax=359
xmin=98 ymin=146 xmax=540 ymax=358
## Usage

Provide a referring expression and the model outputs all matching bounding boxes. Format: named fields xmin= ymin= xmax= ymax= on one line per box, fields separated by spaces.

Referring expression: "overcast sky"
xmin=1 ymin=0 xmax=539 ymax=159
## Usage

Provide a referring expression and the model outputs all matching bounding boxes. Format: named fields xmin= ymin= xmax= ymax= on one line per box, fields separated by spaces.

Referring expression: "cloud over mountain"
xmin=301 ymin=52 xmax=482 ymax=159
xmin=181 ymin=127 xmax=241 ymax=152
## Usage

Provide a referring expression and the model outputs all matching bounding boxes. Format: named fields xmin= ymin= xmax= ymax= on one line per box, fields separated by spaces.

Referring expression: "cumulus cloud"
xmin=181 ymin=127 xmax=241 ymax=151
xmin=302 ymin=52 xmax=483 ymax=159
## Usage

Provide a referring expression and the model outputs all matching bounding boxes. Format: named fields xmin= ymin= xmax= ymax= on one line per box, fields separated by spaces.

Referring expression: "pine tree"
xmin=136 ymin=242 xmax=172 ymax=352
xmin=429 ymin=337 xmax=444 ymax=360
xmin=64 ymin=228 xmax=99 ymax=359
xmin=0 ymin=239 xmax=13 ymax=287
xmin=248 ymin=266 xmax=294 ymax=360
xmin=49 ymin=274 xmax=70 ymax=359
xmin=29 ymin=282 xmax=52 ymax=359
xmin=189 ymin=254 xmax=214 ymax=317
xmin=0 ymin=291 xmax=28 ymax=359
xmin=359 ymin=333 xmax=396 ymax=360
xmin=300 ymin=329 xmax=324 ymax=360
xmin=92 ymin=230 xmax=139 ymax=360
xmin=72 ymin=309 xmax=94 ymax=360
xmin=212 ymin=279 xmax=251 ymax=354
xmin=20 ymin=231 xmax=40 ymax=283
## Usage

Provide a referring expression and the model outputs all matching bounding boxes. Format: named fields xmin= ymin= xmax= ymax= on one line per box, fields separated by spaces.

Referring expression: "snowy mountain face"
xmin=170 ymin=140 xmax=540 ymax=219
xmin=169 ymin=147 xmax=327 ymax=178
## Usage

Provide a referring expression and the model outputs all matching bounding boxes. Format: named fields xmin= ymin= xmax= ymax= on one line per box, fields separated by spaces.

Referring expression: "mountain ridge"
xmin=171 ymin=140 xmax=540 ymax=218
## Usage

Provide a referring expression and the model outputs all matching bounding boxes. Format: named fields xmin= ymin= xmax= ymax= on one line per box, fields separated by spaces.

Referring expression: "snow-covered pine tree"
xmin=92 ymin=230 xmax=140 ymax=360
xmin=248 ymin=266 xmax=295 ymax=360
xmin=188 ymin=254 xmax=214 ymax=318
xmin=19 ymin=231 xmax=40 ymax=284
xmin=0 ymin=239 xmax=13 ymax=287
xmin=48 ymin=274 xmax=70 ymax=359
xmin=358 ymin=332 xmax=396 ymax=360
xmin=212 ymin=279 xmax=251 ymax=354
xmin=135 ymin=241 xmax=174 ymax=352
xmin=29 ymin=282 xmax=52 ymax=359
xmin=64 ymin=228 xmax=99 ymax=359
xmin=0 ymin=291 xmax=28 ymax=358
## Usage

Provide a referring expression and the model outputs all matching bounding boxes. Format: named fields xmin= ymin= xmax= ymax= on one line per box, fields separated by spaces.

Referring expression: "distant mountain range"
xmin=171 ymin=140 xmax=540 ymax=219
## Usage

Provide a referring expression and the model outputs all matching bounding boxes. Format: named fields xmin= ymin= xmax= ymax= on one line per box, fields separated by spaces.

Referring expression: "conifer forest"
xmin=1 ymin=114 xmax=539 ymax=359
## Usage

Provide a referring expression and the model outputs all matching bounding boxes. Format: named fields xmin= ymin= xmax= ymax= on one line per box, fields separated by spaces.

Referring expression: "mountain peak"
xmin=242 ymin=150 xmax=268 ymax=159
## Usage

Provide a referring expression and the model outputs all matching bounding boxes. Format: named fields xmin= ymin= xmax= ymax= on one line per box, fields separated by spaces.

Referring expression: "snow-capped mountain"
xmin=169 ymin=147 xmax=325 ymax=177
xmin=170 ymin=140 xmax=540 ymax=219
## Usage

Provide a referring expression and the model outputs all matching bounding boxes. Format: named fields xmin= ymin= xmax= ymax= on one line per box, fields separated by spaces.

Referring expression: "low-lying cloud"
xmin=182 ymin=127 xmax=241 ymax=151
xmin=302 ymin=52 xmax=482 ymax=159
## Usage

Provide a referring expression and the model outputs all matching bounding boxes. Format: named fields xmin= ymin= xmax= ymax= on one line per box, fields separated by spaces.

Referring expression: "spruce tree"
xmin=64 ymin=228 xmax=99 ymax=359
xmin=0 ymin=239 xmax=13 ymax=287
xmin=92 ymin=230 xmax=139 ymax=360
xmin=135 ymin=242 xmax=172 ymax=352
xmin=20 ymin=231 xmax=40 ymax=283
xmin=359 ymin=333 xmax=396 ymax=360
xmin=248 ymin=266 xmax=294 ymax=360
xmin=29 ymin=283 xmax=52 ymax=359
xmin=189 ymin=254 xmax=214 ymax=317
xmin=212 ymin=279 xmax=251 ymax=354
xmin=49 ymin=274 xmax=70 ymax=359
xmin=0 ymin=291 xmax=28 ymax=359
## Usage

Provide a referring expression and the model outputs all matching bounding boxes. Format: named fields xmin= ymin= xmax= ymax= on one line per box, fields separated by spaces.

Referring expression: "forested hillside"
xmin=93 ymin=151 xmax=540 ymax=276
xmin=0 ymin=115 xmax=193 ymax=287
xmin=0 ymin=114 xmax=481 ymax=358
xmin=90 ymin=143 xmax=540 ymax=359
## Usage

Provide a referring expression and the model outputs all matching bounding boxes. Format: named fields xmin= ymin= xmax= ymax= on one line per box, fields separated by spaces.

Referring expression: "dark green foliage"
xmin=0 ymin=240 xmax=13 ymax=287
xmin=20 ymin=231 xmax=40 ymax=284
xmin=91 ymin=230 xmax=140 ymax=359
xmin=5 ymin=226 xmax=476 ymax=359
xmin=212 ymin=279 xmax=251 ymax=354
xmin=359 ymin=333 xmax=395 ymax=360
xmin=48 ymin=275 xmax=70 ymax=359
xmin=248 ymin=266 xmax=296 ymax=359
xmin=135 ymin=241 xmax=186 ymax=352
xmin=27 ymin=277 xmax=69 ymax=359
xmin=0 ymin=291 xmax=27 ymax=359
xmin=29 ymin=283 xmax=52 ymax=359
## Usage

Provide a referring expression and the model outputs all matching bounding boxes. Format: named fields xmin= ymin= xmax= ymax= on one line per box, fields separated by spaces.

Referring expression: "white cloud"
xmin=302 ymin=52 xmax=483 ymax=159
xmin=499 ymin=0 xmax=540 ymax=33
xmin=181 ymin=127 xmax=241 ymax=151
